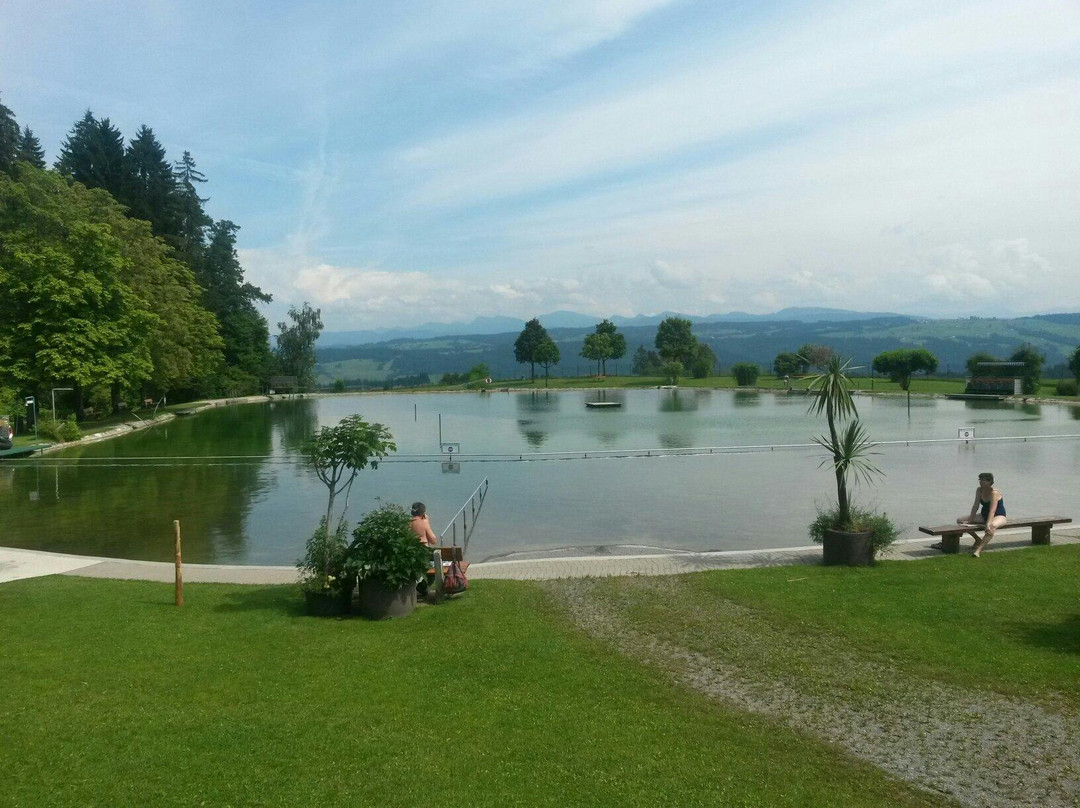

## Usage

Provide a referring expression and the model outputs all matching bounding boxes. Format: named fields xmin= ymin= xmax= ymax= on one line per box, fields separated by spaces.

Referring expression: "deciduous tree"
xmin=580 ymin=332 xmax=611 ymax=375
xmin=871 ymin=349 xmax=938 ymax=391
xmin=535 ymin=336 xmax=560 ymax=386
xmin=773 ymin=351 xmax=808 ymax=377
xmin=275 ymin=302 xmax=323 ymax=389
xmin=594 ymin=319 xmax=626 ymax=375
xmin=1010 ymin=344 xmax=1045 ymax=395
xmin=514 ymin=318 xmax=549 ymax=381
xmin=655 ymin=317 xmax=697 ymax=365
xmin=798 ymin=343 xmax=835 ymax=370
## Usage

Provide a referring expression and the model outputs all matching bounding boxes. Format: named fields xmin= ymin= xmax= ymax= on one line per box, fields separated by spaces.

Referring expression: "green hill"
xmin=315 ymin=314 xmax=1080 ymax=384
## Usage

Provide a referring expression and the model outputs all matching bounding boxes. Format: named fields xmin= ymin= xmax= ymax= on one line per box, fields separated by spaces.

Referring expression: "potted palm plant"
xmin=806 ymin=356 xmax=898 ymax=565
xmin=347 ymin=504 xmax=432 ymax=619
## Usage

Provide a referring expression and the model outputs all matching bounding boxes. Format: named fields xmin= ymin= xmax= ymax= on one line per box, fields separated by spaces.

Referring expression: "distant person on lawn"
xmin=947 ymin=472 xmax=1006 ymax=557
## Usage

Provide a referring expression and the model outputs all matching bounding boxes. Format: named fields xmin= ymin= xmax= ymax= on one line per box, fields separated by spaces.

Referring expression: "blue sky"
xmin=3 ymin=0 xmax=1079 ymax=330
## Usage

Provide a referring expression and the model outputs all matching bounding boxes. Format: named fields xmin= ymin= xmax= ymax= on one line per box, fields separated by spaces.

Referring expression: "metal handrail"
xmin=439 ymin=477 xmax=489 ymax=556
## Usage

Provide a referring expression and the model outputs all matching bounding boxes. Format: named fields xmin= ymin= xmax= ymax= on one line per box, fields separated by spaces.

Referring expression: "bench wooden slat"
xmin=919 ymin=516 xmax=1071 ymax=536
xmin=426 ymin=561 xmax=469 ymax=576
xmin=919 ymin=516 xmax=1072 ymax=554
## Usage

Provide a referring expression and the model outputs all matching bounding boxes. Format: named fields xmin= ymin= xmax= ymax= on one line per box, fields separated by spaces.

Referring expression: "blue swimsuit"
xmin=980 ymin=496 xmax=1005 ymax=520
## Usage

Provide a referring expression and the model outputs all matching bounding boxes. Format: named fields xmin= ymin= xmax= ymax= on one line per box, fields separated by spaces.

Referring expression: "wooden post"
xmin=174 ymin=520 xmax=184 ymax=607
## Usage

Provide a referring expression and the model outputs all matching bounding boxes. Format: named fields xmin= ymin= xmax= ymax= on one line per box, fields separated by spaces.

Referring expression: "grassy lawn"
xmin=577 ymin=545 xmax=1080 ymax=712
xmin=0 ymin=577 xmax=946 ymax=807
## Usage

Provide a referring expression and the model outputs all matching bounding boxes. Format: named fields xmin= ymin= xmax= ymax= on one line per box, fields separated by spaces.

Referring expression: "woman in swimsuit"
xmin=956 ymin=472 xmax=1006 ymax=557
xmin=409 ymin=502 xmax=437 ymax=547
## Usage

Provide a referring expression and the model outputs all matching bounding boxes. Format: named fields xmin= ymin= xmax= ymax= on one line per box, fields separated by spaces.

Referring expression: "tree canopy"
xmin=1069 ymin=346 xmax=1080 ymax=385
xmin=1010 ymin=344 xmax=1045 ymax=395
xmin=798 ymin=343 xmax=835 ymax=370
xmin=655 ymin=317 xmax=697 ymax=365
xmin=514 ymin=318 xmax=549 ymax=381
xmin=871 ymin=349 xmax=938 ymax=391
xmin=275 ymin=303 xmax=323 ymax=389
xmin=773 ymin=351 xmax=809 ymax=377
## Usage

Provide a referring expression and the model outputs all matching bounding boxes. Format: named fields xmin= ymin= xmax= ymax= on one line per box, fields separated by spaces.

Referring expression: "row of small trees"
xmin=509 ymin=312 xmax=1080 ymax=393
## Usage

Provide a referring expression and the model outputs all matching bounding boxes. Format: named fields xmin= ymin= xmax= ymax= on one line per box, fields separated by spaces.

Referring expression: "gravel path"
xmin=547 ymin=577 xmax=1080 ymax=808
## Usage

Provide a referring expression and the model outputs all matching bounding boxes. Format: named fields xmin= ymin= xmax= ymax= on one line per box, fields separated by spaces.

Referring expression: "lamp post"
xmin=25 ymin=396 xmax=38 ymax=440
xmin=52 ymin=387 xmax=74 ymax=419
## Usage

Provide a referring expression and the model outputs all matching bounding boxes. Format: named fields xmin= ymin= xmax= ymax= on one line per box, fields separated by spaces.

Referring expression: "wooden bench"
xmin=426 ymin=545 xmax=469 ymax=577
xmin=919 ymin=516 xmax=1072 ymax=553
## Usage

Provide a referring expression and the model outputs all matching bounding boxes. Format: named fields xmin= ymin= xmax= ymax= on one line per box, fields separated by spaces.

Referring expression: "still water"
xmin=3 ymin=390 xmax=1078 ymax=563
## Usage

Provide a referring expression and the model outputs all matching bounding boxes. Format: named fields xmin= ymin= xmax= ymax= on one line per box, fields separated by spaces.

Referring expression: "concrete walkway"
xmin=2 ymin=527 xmax=1077 ymax=585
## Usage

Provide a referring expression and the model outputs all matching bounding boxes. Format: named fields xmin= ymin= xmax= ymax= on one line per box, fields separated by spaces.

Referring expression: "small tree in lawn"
xmin=872 ymin=349 xmax=938 ymax=391
xmin=581 ymin=332 xmax=611 ymax=376
xmin=535 ymin=336 xmax=560 ymax=386
xmin=514 ymin=318 xmax=549 ymax=381
xmin=1069 ymin=345 xmax=1080 ymax=388
xmin=662 ymin=361 xmax=684 ymax=385
xmin=774 ymin=351 xmax=808 ymax=377
xmin=305 ymin=416 xmax=396 ymax=545
xmin=798 ymin=343 xmax=835 ymax=371
xmin=731 ymin=362 xmax=760 ymax=386
xmin=1010 ymin=344 xmax=1045 ymax=394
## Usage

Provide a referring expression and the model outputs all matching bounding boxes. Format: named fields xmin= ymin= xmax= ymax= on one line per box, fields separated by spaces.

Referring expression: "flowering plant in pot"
xmin=297 ymin=517 xmax=353 ymax=616
xmin=346 ymin=504 xmax=432 ymax=619
xmin=806 ymin=356 xmax=898 ymax=565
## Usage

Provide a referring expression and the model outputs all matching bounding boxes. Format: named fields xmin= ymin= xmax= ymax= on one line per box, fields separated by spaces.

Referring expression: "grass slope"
xmin=0 ymin=577 xmax=944 ymax=807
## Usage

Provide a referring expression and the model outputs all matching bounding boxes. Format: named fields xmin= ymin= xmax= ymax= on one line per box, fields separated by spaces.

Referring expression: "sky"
xmin=2 ymin=0 xmax=1079 ymax=330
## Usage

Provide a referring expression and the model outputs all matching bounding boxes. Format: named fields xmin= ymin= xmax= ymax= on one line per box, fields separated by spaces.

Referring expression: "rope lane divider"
xmin=17 ymin=433 xmax=1080 ymax=468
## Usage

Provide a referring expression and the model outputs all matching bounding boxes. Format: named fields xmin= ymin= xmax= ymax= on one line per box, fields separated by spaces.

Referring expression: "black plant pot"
xmin=357 ymin=579 xmax=417 ymax=620
xmin=304 ymin=586 xmax=352 ymax=617
xmin=822 ymin=529 xmax=873 ymax=567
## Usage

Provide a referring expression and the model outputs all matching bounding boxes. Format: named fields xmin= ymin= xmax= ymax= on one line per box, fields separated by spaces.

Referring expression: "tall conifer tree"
xmin=174 ymin=150 xmax=211 ymax=267
xmin=122 ymin=124 xmax=181 ymax=243
xmin=0 ymin=94 xmax=19 ymax=175
xmin=55 ymin=110 xmax=126 ymax=199
xmin=16 ymin=125 xmax=46 ymax=168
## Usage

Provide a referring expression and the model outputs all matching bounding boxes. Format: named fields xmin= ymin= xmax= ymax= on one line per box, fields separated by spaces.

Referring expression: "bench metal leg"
xmin=1031 ymin=525 xmax=1052 ymax=545
xmin=941 ymin=533 xmax=961 ymax=554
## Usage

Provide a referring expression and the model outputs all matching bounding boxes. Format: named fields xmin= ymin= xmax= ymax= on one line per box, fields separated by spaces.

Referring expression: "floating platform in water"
xmin=0 ymin=443 xmax=51 ymax=459
xmin=585 ymin=401 xmax=622 ymax=408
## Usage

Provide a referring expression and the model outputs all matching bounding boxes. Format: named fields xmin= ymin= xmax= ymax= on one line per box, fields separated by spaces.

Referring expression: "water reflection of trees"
xmin=733 ymin=391 xmax=762 ymax=407
xmin=516 ymin=391 xmax=561 ymax=449
xmin=269 ymin=398 xmax=320 ymax=453
xmin=5 ymin=404 xmax=277 ymax=563
xmin=659 ymin=390 xmax=699 ymax=413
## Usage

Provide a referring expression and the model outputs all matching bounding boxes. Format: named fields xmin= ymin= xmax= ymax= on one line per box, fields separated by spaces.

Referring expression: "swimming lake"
xmin=3 ymin=389 xmax=1078 ymax=564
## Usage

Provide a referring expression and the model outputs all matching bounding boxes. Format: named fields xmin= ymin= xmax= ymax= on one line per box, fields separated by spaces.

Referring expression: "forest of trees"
xmin=0 ymin=92 xmax=316 ymax=420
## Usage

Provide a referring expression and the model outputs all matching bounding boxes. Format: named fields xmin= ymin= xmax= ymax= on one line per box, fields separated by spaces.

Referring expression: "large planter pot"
xmin=357 ymin=579 xmax=417 ymax=620
xmin=822 ymin=529 xmax=873 ymax=567
xmin=304 ymin=586 xmax=352 ymax=617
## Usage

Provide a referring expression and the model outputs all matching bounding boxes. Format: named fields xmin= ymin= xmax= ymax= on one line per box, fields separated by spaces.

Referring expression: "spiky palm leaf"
xmin=813 ymin=419 xmax=883 ymax=489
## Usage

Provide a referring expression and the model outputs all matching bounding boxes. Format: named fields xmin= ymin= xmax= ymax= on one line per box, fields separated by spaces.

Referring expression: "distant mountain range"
xmin=314 ymin=311 xmax=1080 ymax=385
xmin=317 ymin=307 xmax=909 ymax=347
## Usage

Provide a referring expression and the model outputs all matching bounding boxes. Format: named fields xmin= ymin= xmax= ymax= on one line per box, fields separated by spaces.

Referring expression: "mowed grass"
xmin=0 ymin=578 xmax=946 ymax=807
xmin=603 ymin=545 xmax=1080 ymax=710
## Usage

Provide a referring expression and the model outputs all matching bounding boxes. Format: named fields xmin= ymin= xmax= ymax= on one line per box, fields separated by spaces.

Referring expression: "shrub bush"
xmin=809 ymin=506 xmax=900 ymax=558
xmin=731 ymin=362 xmax=760 ymax=386
xmin=37 ymin=415 xmax=82 ymax=443
xmin=348 ymin=504 xmax=431 ymax=590
xmin=1055 ymin=379 xmax=1078 ymax=396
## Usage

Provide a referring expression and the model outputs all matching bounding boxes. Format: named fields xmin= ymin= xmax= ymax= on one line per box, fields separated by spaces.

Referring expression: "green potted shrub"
xmin=347 ymin=504 xmax=432 ymax=620
xmin=297 ymin=517 xmax=353 ymax=616
xmin=807 ymin=356 xmax=899 ymax=565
